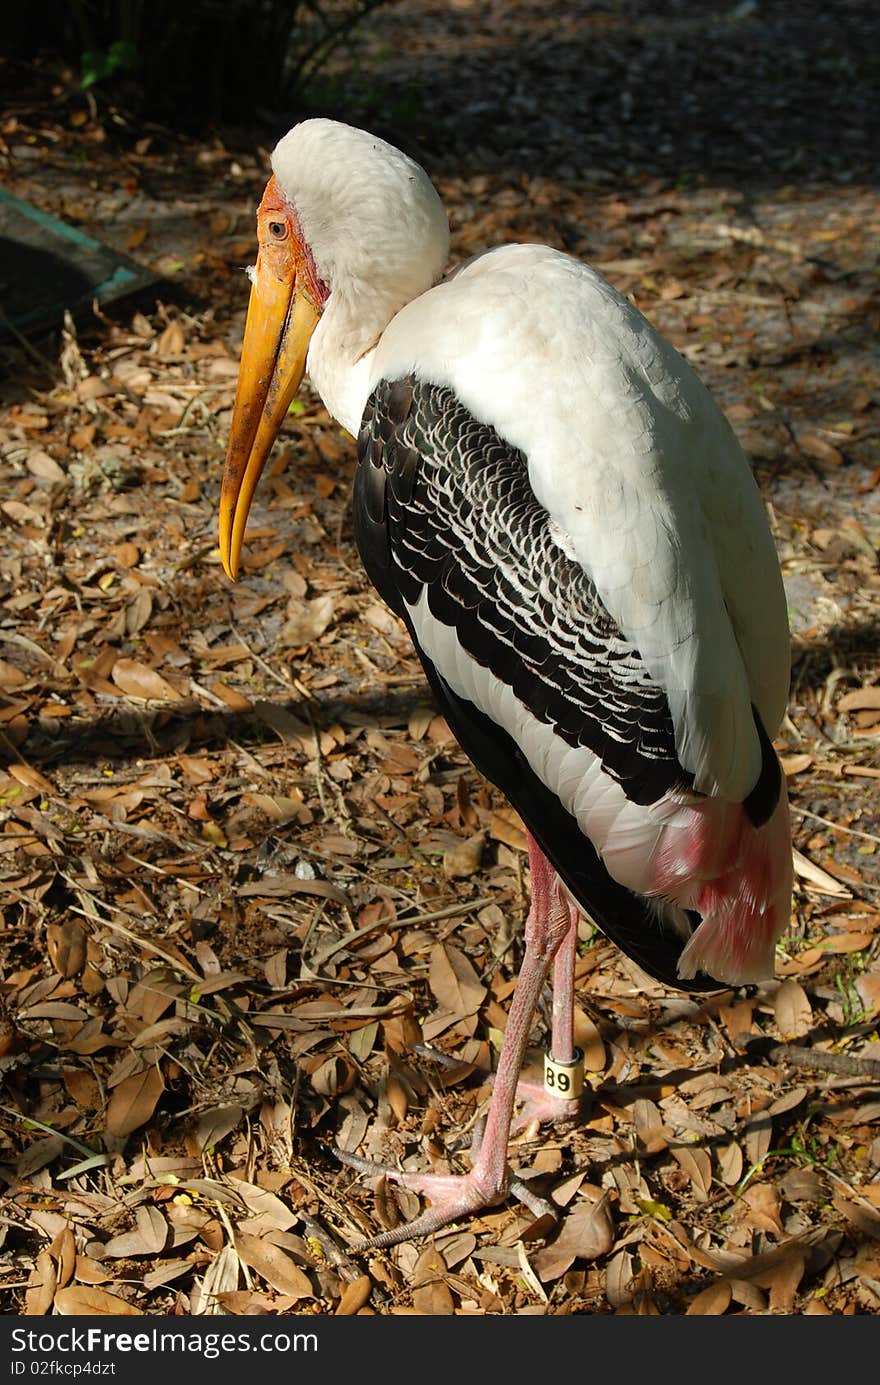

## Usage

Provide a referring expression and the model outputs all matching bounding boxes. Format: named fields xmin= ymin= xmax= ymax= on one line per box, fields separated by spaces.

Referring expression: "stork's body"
xmin=219 ymin=120 xmax=793 ymax=1248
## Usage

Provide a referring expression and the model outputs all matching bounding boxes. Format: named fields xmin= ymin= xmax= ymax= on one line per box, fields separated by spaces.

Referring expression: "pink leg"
xmin=507 ymin=876 xmax=585 ymax=1132
xmin=337 ymin=832 xmax=576 ymax=1249
xmin=551 ymin=903 xmax=577 ymax=1063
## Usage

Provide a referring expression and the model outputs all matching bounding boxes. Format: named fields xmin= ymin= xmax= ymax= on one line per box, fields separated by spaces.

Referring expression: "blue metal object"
xmin=0 ymin=186 xmax=161 ymax=338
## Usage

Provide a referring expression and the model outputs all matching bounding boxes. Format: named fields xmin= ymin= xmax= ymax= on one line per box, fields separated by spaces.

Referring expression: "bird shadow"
xmin=5 ymin=683 xmax=431 ymax=771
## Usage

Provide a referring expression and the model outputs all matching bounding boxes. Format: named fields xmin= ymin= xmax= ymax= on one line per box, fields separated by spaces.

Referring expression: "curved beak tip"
xmin=218 ymin=278 xmax=320 ymax=580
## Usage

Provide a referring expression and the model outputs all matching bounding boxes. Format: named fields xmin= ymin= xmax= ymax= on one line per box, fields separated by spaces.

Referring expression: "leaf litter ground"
xmin=0 ymin=0 xmax=879 ymax=1317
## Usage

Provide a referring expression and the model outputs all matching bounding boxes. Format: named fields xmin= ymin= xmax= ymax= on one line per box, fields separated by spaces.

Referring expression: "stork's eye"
xmin=268 ymin=221 xmax=288 ymax=240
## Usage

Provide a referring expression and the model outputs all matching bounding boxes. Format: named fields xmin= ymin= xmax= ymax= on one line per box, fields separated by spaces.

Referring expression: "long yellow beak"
xmin=219 ymin=192 xmax=321 ymax=579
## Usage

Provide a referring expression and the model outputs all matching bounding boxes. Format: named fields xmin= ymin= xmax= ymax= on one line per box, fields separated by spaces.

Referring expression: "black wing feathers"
xmin=356 ymin=375 xmax=691 ymax=805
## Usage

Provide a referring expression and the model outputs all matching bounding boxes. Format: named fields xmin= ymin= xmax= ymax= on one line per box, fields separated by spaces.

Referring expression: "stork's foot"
xmin=335 ymin=1060 xmax=580 ymax=1249
xmin=336 ymin=1140 xmax=559 ymax=1251
xmin=337 ymin=839 xmax=585 ymax=1252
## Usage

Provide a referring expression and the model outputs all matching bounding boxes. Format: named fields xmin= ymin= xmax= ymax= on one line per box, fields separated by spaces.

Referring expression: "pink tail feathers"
xmin=654 ymin=790 xmax=793 ymax=986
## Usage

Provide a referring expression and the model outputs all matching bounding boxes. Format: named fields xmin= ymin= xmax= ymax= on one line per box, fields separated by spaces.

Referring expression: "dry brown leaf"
xmin=215 ymin=1289 xmax=288 ymax=1314
xmin=241 ymin=534 xmax=285 ymax=567
xmin=489 ymin=806 xmax=528 ymax=851
xmin=105 ymin=1065 xmax=165 ymax=1136
xmin=192 ymin=971 xmax=251 ymax=996
xmin=686 ymin=1280 xmax=732 ymax=1315
xmin=761 ymin=1252 xmax=806 ymax=1313
xmin=102 ymin=1229 xmax=160 ymax=1259
xmin=670 ymin=1145 xmax=712 ymax=1200
xmin=126 ymin=588 xmax=153 ymax=635
xmin=832 ymin=1194 xmax=880 ymax=1241
xmin=838 ymin=687 xmax=880 ymax=712
xmin=767 ymin=1085 xmax=808 ymax=1118
xmin=335 ymin=1274 xmax=373 ymax=1315
xmin=310 ymin=1053 xmax=355 ymax=1096
xmin=110 ymin=658 xmax=182 ymax=702
xmin=26 ymin=1000 xmax=89 ymax=1023
xmin=822 ymin=930 xmax=874 ymax=954
xmin=407 ymin=705 xmax=436 ymax=740
xmin=207 ymin=680 xmax=252 ymax=711
xmin=740 ymin=1183 xmax=785 ymax=1237
xmin=238 ymin=873 xmax=350 ymax=906
xmin=0 ymin=659 xmax=28 ymax=689
xmin=25 ymin=1250 xmax=56 ymax=1317
xmin=780 ymin=752 xmax=813 ymax=776
xmin=718 ymin=996 xmax=754 ymax=1043
xmin=532 ymin=1192 xmax=614 ymax=1281
xmin=111 ymin=541 xmax=141 ymax=568
xmin=192 ymin=1245 xmax=241 ymax=1313
xmin=443 ymin=830 xmax=486 ymax=878
xmin=280 ymin=595 xmax=336 ymax=647
xmin=143 ymin=1260 xmax=194 ymax=1291
xmin=177 ymin=754 xmax=216 ymax=783
xmin=428 ymin=942 xmax=487 ymax=1016
xmin=742 ymin=1113 xmax=773 ymax=1166
xmin=633 ymin=1098 xmax=669 ymax=1154
xmin=855 ymin=970 xmax=880 ymax=1018
xmin=231 ymin=1181 xmax=298 ymax=1232
xmin=799 ymin=430 xmax=844 ymax=465
xmin=717 ymin=1141 xmax=743 ymax=1187
xmin=779 ymin=1168 xmax=824 ymax=1204
xmin=74 ymin=1256 xmax=111 ymax=1286
xmin=244 ymin=791 xmax=311 ymax=824
xmin=773 ymin=978 xmax=813 ymax=1038
xmin=792 ymin=849 xmax=852 ymax=897
xmin=0 ymin=1013 xmax=20 ymax=1059
xmin=234 ymin=1233 xmax=314 ymax=1299
xmin=135 ymin=1204 xmax=169 ymax=1254
xmin=436 ymin=1231 xmax=478 ymax=1267
xmin=8 ymin=763 xmax=54 ymax=795
xmin=196 ymin=1104 xmax=244 ymax=1151
xmin=729 ymin=1278 xmax=768 ymax=1311
xmin=27 ymin=449 xmax=66 ymax=482
xmin=54 ymin=1285 xmax=143 ymax=1315
xmin=45 ymin=921 xmax=87 ymax=978
xmin=3 ymin=498 xmax=45 ymax=526
xmin=385 ymin=1072 xmax=408 ymax=1124
xmin=49 ymin=1228 xmax=77 ymax=1291
xmin=18 ymin=1136 xmax=65 ymax=1178
xmin=604 ymin=1246 xmax=637 ymax=1308
xmin=411 ymin=1247 xmax=455 ymax=1314
xmin=157 ymin=322 xmax=185 ymax=356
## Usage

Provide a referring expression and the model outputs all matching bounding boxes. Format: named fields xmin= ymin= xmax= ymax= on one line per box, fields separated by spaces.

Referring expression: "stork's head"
xmin=219 ymin=119 xmax=449 ymax=579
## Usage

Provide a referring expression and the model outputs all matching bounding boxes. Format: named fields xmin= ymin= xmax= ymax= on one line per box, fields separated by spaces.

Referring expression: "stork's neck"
xmin=307 ymin=280 xmax=410 ymax=437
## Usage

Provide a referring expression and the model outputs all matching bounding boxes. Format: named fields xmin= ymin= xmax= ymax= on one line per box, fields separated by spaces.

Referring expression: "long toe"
xmin=335 ymin=1146 xmax=511 ymax=1250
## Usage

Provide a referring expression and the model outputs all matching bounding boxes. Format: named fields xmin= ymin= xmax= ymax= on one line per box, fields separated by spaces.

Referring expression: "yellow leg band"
xmin=543 ymin=1047 xmax=585 ymax=1100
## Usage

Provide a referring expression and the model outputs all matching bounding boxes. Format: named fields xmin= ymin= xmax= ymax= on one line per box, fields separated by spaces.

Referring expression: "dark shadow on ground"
xmin=333 ymin=0 xmax=878 ymax=189
xmin=5 ymin=610 xmax=875 ymax=771
xmin=10 ymin=685 xmax=431 ymax=768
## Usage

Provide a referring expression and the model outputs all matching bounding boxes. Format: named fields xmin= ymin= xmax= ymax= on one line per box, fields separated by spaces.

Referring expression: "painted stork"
xmin=218 ymin=119 xmax=792 ymax=1248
